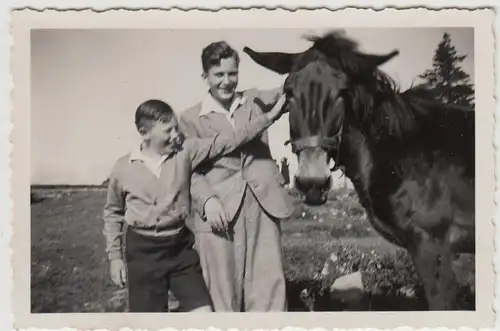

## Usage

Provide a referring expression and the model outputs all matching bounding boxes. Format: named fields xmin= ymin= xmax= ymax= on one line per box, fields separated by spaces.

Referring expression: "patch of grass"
xmin=31 ymin=190 xmax=123 ymax=312
xmin=30 ymin=188 xmax=475 ymax=312
xmin=285 ymin=190 xmax=374 ymax=238
xmin=282 ymin=234 xmax=417 ymax=293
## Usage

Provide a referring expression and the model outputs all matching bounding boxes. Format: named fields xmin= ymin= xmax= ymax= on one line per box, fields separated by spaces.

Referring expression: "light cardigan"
xmin=102 ymin=114 xmax=273 ymax=261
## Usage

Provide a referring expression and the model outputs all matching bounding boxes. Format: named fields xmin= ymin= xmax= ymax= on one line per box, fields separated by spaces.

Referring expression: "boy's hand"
xmin=266 ymin=94 xmax=288 ymax=122
xmin=110 ymin=259 xmax=127 ymax=288
xmin=204 ymin=197 xmax=230 ymax=231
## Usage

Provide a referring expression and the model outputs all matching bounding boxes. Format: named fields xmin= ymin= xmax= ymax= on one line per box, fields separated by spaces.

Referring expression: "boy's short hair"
xmin=201 ymin=41 xmax=240 ymax=73
xmin=135 ymin=99 xmax=175 ymax=131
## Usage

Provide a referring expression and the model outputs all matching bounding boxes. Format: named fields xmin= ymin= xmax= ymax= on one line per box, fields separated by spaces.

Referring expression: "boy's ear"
xmin=138 ymin=126 xmax=149 ymax=138
xmin=201 ymin=72 xmax=208 ymax=80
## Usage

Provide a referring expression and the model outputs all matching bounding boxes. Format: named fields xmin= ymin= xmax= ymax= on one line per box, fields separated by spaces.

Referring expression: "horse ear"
xmin=354 ymin=49 xmax=399 ymax=74
xmin=243 ymin=47 xmax=299 ymax=74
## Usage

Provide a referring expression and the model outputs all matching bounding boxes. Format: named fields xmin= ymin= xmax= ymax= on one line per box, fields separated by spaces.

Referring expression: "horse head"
xmin=244 ymin=30 xmax=399 ymax=205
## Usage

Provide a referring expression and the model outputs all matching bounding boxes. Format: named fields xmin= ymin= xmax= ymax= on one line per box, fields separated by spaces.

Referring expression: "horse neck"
xmin=338 ymin=126 xmax=374 ymax=200
xmin=342 ymin=109 xmax=412 ymax=207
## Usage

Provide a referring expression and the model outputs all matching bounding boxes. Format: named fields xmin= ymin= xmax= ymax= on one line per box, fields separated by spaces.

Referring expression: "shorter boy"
xmin=103 ymin=95 xmax=286 ymax=312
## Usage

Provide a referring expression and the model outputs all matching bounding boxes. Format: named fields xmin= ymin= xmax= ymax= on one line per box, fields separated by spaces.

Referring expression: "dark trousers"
xmin=125 ymin=226 xmax=212 ymax=312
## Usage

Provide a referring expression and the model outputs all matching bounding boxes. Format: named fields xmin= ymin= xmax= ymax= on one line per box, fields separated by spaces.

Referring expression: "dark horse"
xmin=243 ymin=31 xmax=475 ymax=310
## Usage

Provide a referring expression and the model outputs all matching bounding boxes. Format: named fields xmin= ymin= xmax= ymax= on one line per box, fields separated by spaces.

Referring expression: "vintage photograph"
xmin=10 ymin=8 xmax=495 ymax=331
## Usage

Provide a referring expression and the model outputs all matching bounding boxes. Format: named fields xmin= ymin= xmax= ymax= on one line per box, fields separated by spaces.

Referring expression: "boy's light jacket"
xmin=179 ymin=88 xmax=294 ymax=233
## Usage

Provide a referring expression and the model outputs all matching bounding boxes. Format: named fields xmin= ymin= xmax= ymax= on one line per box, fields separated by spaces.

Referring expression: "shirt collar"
xmin=129 ymin=143 xmax=171 ymax=164
xmin=199 ymin=91 xmax=247 ymax=118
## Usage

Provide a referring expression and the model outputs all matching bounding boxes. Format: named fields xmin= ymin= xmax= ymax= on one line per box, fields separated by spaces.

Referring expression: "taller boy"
xmin=179 ymin=41 xmax=294 ymax=311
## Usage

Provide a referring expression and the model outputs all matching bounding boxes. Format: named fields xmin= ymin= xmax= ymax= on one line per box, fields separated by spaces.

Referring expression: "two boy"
xmin=103 ymin=95 xmax=287 ymax=312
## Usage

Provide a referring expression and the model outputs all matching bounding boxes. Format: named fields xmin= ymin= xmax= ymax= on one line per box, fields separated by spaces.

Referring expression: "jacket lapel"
xmin=198 ymin=113 xmax=233 ymax=136
xmin=233 ymin=102 xmax=255 ymax=167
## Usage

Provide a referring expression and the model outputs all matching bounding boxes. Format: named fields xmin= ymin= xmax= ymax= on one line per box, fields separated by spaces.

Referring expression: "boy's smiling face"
xmin=142 ymin=117 xmax=183 ymax=155
xmin=204 ymin=57 xmax=239 ymax=103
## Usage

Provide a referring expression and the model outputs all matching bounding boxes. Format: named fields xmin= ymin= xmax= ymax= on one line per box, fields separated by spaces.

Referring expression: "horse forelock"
xmin=305 ymin=31 xmax=375 ymax=76
xmin=305 ymin=30 xmax=360 ymax=56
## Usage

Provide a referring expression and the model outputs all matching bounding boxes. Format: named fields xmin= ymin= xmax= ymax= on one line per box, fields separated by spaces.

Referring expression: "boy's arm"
xmin=186 ymin=114 xmax=275 ymax=170
xmin=178 ymin=114 xmax=218 ymax=218
xmin=102 ymin=165 xmax=126 ymax=261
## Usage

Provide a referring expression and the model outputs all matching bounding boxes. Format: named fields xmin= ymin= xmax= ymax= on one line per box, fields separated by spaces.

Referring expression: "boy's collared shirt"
xmin=102 ymin=113 xmax=273 ymax=261
xmin=129 ymin=145 xmax=170 ymax=178
xmin=199 ymin=92 xmax=247 ymax=127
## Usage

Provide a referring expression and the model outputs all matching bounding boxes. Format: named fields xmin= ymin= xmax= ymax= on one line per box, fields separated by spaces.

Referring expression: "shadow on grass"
xmin=286 ymin=279 xmax=428 ymax=311
xmin=30 ymin=192 xmax=46 ymax=205
xmin=286 ymin=279 xmax=475 ymax=311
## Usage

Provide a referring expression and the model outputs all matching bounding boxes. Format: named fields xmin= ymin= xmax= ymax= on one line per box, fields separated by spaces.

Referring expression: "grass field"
xmin=30 ymin=188 xmax=475 ymax=312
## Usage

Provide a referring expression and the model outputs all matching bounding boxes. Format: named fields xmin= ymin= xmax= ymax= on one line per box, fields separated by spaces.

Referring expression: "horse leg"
xmin=409 ymin=229 xmax=461 ymax=310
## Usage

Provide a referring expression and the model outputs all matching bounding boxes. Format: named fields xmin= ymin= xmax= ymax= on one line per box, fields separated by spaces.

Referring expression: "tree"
xmin=418 ymin=32 xmax=475 ymax=108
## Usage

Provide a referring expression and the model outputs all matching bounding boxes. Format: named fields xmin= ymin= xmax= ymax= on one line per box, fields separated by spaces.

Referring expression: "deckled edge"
xmin=3 ymin=4 xmax=497 ymax=331
xmin=3 ymin=1 xmax=13 ymax=331
xmin=492 ymin=3 xmax=499 ymax=331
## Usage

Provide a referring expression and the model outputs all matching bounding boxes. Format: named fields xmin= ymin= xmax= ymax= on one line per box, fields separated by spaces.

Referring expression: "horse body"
xmin=337 ymin=88 xmax=475 ymax=309
xmin=244 ymin=31 xmax=475 ymax=310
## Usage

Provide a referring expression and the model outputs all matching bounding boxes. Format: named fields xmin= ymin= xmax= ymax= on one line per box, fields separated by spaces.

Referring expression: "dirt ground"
xmin=30 ymin=188 xmax=475 ymax=312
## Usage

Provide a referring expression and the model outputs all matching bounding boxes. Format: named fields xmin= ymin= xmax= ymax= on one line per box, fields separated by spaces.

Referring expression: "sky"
xmin=31 ymin=28 xmax=474 ymax=185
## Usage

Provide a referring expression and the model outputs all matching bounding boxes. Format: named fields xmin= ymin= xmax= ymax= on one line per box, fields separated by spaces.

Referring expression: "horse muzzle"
xmin=294 ymin=175 xmax=332 ymax=205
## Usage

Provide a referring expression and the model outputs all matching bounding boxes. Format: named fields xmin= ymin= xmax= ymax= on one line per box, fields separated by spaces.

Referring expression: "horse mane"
xmin=305 ymin=30 xmax=468 ymax=142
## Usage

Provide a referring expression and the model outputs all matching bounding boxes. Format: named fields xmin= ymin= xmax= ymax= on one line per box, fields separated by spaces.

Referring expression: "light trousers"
xmin=194 ymin=186 xmax=287 ymax=312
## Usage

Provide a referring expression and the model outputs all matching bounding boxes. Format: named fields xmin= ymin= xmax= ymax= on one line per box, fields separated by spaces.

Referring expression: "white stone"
xmin=330 ymin=271 xmax=364 ymax=292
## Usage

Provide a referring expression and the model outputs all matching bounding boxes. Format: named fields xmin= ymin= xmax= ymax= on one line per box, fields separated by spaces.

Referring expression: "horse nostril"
xmin=295 ymin=176 xmax=331 ymax=195
xmin=314 ymin=176 xmax=330 ymax=191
